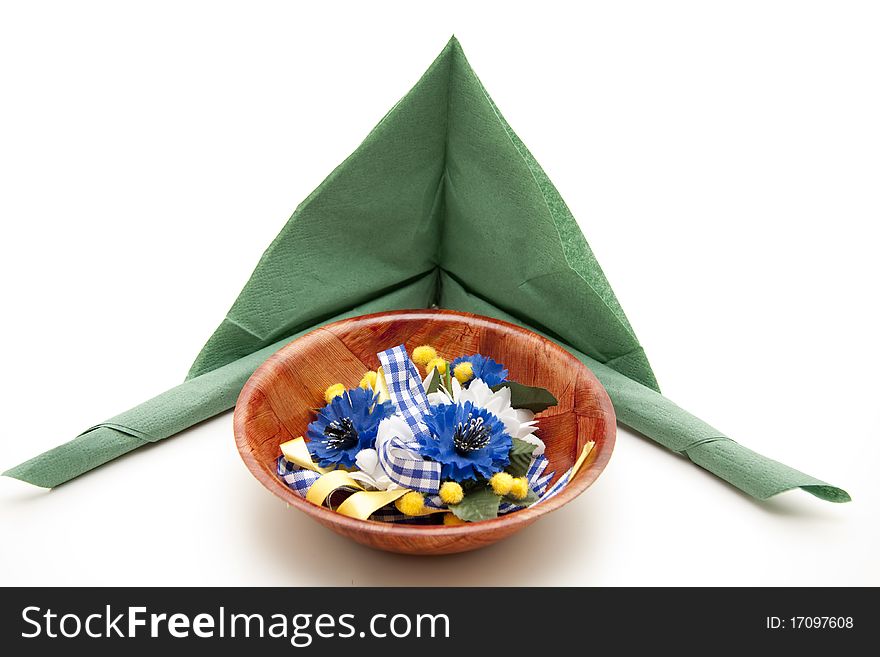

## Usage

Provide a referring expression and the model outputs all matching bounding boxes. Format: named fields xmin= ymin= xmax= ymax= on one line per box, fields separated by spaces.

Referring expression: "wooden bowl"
xmin=234 ymin=309 xmax=616 ymax=555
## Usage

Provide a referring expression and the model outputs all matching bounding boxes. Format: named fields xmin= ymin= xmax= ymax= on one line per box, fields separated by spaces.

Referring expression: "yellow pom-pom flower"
xmin=453 ymin=361 xmax=474 ymax=384
xmin=439 ymin=481 xmax=464 ymax=505
xmin=359 ymin=371 xmax=378 ymax=391
xmin=425 ymin=356 xmax=448 ymax=375
xmin=395 ymin=491 xmax=425 ymax=516
xmin=324 ymin=383 xmax=346 ymax=403
xmin=443 ymin=513 xmax=467 ymax=526
xmin=489 ymin=472 xmax=514 ymax=496
xmin=509 ymin=476 xmax=530 ymax=500
xmin=412 ymin=345 xmax=437 ymax=366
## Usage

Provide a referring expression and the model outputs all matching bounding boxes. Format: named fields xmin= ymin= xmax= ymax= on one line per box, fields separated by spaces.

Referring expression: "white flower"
xmin=350 ymin=448 xmax=397 ymax=490
xmin=376 ymin=414 xmax=416 ymax=450
xmin=422 ymin=373 xmax=544 ymax=455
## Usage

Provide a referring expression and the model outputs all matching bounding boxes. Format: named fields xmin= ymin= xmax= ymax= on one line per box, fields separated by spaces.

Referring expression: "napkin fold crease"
xmin=4 ymin=37 xmax=849 ymax=503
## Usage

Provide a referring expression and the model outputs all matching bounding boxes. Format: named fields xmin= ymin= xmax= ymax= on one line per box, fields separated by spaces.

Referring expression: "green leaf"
xmin=425 ymin=367 xmax=441 ymax=394
xmin=510 ymin=438 xmax=536 ymax=456
xmin=503 ymin=487 xmax=539 ymax=508
xmin=448 ymin=486 xmax=502 ymax=522
xmin=506 ymin=438 xmax=536 ymax=477
xmin=490 ymin=381 xmax=558 ymax=413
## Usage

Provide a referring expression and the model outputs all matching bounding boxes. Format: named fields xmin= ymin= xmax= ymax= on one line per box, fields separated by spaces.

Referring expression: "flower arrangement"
xmin=275 ymin=343 xmax=588 ymax=524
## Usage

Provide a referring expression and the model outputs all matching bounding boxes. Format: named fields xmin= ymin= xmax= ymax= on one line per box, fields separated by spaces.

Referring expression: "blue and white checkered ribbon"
xmin=376 ymin=345 xmax=441 ymax=493
xmin=499 ymin=454 xmax=553 ymax=514
xmin=277 ymin=455 xmax=320 ymax=496
xmin=377 ymin=435 xmax=441 ymax=493
xmin=535 ymin=469 xmax=554 ymax=496
xmin=378 ymin=345 xmax=432 ymax=441
xmin=369 ymin=507 xmax=433 ymax=524
xmin=534 ymin=463 xmax=571 ymax=505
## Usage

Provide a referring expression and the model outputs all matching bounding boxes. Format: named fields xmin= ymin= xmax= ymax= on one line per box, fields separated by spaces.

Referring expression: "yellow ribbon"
xmin=281 ymin=436 xmax=420 ymax=520
xmin=336 ymin=488 xmax=409 ymax=520
xmin=570 ymin=440 xmax=595 ymax=479
xmin=374 ymin=366 xmax=391 ymax=403
xmin=305 ymin=469 xmax=364 ymax=506
xmin=280 ymin=437 xmax=330 ymax=474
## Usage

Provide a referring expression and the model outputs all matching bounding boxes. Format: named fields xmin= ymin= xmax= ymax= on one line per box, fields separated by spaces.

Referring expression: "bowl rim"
xmin=233 ymin=309 xmax=616 ymax=541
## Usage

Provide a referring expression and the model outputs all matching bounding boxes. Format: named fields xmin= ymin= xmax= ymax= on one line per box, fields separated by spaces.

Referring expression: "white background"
xmin=1 ymin=1 xmax=877 ymax=586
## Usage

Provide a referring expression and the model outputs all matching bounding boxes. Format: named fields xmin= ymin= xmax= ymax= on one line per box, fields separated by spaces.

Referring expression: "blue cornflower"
xmin=419 ymin=401 xmax=512 ymax=482
xmin=306 ymin=387 xmax=394 ymax=468
xmin=449 ymin=354 xmax=509 ymax=387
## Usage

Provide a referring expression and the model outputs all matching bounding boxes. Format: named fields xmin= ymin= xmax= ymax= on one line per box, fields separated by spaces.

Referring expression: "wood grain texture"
xmin=233 ymin=310 xmax=616 ymax=555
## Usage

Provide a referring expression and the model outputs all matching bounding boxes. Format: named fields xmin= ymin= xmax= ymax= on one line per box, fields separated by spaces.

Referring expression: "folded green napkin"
xmin=5 ymin=37 xmax=849 ymax=503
